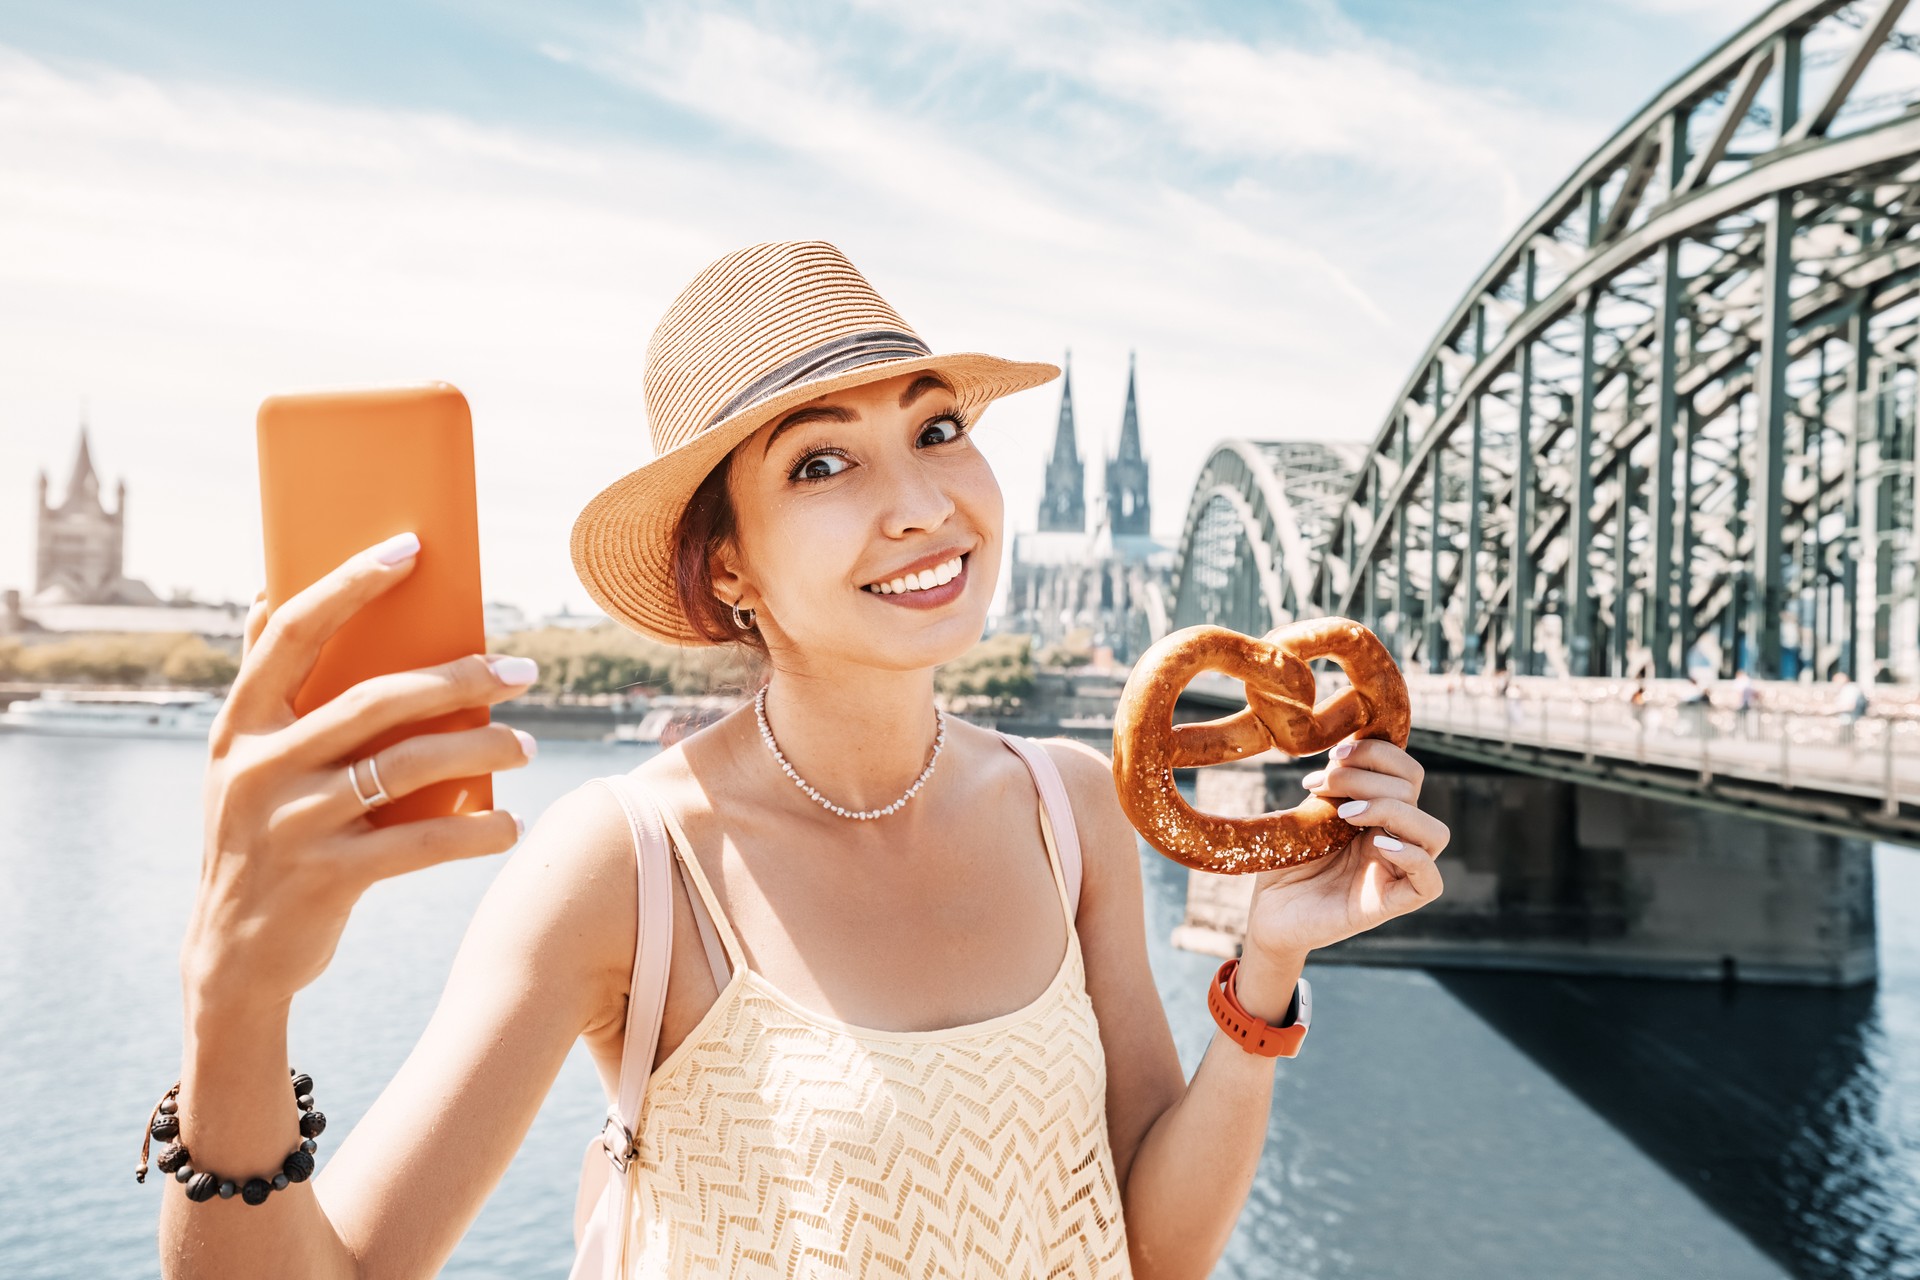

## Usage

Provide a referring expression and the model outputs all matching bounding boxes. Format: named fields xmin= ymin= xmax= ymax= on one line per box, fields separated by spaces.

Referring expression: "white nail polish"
xmin=512 ymin=812 xmax=525 ymax=840
xmin=1330 ymin=741 xmax=1356 ymax=760
xmin=371 ymin=531 xmax=420 ymax=564
xmin=488 ymin=655 xmax=538 ymax=685
xmin=512 ymin=728 xmax=538 ymax=760
xmin=1375 ymin=835 xmax=1404 ymax=851
xmin=1337 ymin=799 xmax=1368 ymax=819
xmin=1301 ymin=770 xmax=1327 ymax=789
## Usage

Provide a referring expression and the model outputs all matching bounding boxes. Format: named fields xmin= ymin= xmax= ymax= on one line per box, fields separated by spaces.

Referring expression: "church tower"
xmin=1037 ymin=349 xmax=1085 ymax=532
xmin=1106 ymin=351 xmax=1151 ymax=536
xmin=34 ymin=420 xmax=138 ymax=604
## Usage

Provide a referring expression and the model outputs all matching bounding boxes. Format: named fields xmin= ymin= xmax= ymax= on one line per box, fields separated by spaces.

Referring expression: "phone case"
xmin=256 ymin=383 xmax=493 ymax=829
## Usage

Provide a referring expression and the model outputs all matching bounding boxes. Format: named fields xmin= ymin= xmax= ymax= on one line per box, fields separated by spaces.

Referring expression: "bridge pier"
xmin=1171 ymin=755 xmax=1878 ymax=987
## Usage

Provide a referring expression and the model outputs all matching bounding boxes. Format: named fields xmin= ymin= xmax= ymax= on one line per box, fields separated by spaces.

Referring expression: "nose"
xmin=877 ymin=449 xmax=956 ymax=538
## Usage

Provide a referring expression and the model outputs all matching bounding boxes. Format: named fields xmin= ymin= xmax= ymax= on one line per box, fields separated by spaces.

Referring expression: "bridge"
xmin=1158 ymin=0 xmax=1920 ymax=986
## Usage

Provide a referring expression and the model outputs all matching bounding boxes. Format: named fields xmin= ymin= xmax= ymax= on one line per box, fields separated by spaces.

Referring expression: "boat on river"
xmin=0 ymin=689 xmax=224 ymax=739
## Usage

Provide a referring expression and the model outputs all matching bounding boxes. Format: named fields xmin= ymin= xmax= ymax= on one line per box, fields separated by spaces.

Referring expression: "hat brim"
xmin=570 ymin=350 xmax=1061 ymax=646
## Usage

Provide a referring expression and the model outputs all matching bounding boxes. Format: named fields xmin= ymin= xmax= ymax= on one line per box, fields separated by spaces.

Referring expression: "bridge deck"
xmin=1409 ymin=681 xmax=1920 ymax=845
xmin=1177 ymin=672 xmax=1920 ymax=844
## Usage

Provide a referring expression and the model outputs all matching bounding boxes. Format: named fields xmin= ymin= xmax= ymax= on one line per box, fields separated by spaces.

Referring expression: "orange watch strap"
xmin=1208 ymin=958 xmax=1310 ymax=1058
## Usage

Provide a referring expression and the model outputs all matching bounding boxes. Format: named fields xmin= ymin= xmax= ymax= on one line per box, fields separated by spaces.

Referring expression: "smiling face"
xmin=711 ymin=369 xmax=1004 ymax=676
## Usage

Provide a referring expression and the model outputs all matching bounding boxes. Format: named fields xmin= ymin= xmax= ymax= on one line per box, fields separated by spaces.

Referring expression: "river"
xmin=0 ymin=731 xmax=1914 ymax=1278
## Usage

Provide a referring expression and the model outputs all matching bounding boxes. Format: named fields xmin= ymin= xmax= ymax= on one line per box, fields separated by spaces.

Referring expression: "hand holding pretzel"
xmin=1113 ymin=618 xmax=1449 ymax=959
xmin=1111 ymin=618 xmax=1413 ymax=873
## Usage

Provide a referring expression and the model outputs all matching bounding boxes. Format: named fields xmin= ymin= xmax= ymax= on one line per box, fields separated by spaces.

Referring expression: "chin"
xmin=827 ymin=605 xmax=990 ymax=674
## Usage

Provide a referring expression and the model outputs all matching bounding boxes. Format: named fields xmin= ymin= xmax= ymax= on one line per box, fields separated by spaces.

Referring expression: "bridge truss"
xmin=1169 ymin=440 xmax=1364 ymax=635
xmin=1180 ymin=0 xmax=1920 ymax=681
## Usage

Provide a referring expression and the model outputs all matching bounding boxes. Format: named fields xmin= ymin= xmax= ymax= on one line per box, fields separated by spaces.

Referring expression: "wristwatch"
xmin=1208 ymin=957 xmax=1312 ymax=1058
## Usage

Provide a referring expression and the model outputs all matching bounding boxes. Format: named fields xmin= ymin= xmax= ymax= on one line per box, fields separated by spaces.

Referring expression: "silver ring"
xmin=347 ymin=756 xmax=393 ymax=810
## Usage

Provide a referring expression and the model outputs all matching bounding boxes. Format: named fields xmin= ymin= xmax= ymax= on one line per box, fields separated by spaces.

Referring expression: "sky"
xmin=0 ymin=0 xmax=1777 ymax=620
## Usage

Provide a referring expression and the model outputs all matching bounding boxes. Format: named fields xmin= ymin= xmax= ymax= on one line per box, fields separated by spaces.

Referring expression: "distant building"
xmin=1005 ymin=351 xmax=1175 ymax=662
xmin=1105 ymin=353 xmax=1151 ymax=537
xmin=33 ymin=422 xmax=161 ymax=608
xmin=539 ymin=602 xmax=610 ymax=631
xmin=1037 ymin=353 xmax=1086 ymax=533
xmin=484 ymin=600 xmax=532 ymax=636
xmin=7 ymin=422 xmax=246 ymax=638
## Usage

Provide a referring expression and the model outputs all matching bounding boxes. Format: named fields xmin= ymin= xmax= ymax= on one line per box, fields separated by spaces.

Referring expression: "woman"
xmin=156 ymin=240 xmax=1450 ymax=1278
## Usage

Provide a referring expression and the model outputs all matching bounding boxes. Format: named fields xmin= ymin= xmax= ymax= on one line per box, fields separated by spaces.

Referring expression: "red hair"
xmin=672 ymin=449 xmax=768 ymax=655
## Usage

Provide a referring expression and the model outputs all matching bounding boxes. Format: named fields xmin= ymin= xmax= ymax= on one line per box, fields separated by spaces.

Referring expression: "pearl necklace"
xmin=753 ymin=685 xmax=946 ymax=820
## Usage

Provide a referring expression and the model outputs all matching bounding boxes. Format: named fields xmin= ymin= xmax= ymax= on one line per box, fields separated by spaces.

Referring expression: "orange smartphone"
xmin=256 ymin=383 xmax=492 ymax=829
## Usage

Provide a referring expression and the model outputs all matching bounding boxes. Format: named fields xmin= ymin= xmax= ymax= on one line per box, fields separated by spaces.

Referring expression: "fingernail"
xmin=1337 ymin=799 xmax=1368 ymax=819
xmin=1375 ymin=835 xmax=1404 ymax=851
xmin=1300 ymin=770 xmax=1327 ymax=789
xmin=512 ymin=812 xmax=525 ymax=840
xmin=512 ymin=728 xmax=538 ymax=760
xmin=488 ymin=655 xmax=538 ymax=685
xmin=371 ymin=531 xmax=420 ymax=564
xmin=1330 ymin=741 xmax=1356 ymax=761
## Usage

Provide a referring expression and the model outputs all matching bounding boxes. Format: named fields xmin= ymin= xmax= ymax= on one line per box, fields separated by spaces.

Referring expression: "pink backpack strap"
xmin=570 ymin=772 xmax=674 ymax=1280
xmin=996 ymin=735 xmax=1083 ymax=919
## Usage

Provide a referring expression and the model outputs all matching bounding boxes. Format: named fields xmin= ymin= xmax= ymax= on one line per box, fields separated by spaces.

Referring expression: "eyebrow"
xmin=761 ymin=373 xmax=956 ymax=459
xmin=760 ymin=405 xmax=851 ymax=459
xmin=898 ymin=373 xmax=954 ymax=408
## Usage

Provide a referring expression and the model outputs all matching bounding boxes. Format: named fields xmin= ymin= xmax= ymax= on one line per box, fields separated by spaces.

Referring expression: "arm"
xmin=157 ymin=543 xmax=638 ymax=1279
xmin=161 ymin=780 xmax=637 ymax=1280
xmin=1046 ymin=737 xmax=1448 ymax=1280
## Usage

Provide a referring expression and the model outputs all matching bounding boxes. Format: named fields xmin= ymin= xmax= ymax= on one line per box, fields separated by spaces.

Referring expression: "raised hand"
xmin=184 ymin=531 xmax=538 ymax=1010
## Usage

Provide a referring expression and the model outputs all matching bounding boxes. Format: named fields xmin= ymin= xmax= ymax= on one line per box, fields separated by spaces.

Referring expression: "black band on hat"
xmin=706 ymin=328 xmax=933 ymax=428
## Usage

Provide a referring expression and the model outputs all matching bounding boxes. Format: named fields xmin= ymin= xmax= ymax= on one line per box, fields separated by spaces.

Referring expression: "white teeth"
xmin=867 ymin=556 xmax=965 ymax=595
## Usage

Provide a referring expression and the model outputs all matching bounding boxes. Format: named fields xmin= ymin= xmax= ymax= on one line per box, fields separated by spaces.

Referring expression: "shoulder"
xmin=471 ymin=769 xmax=656 ymax=1001
xmin=1027 ymin=736 xmax=1142 ymax=910
xmin=1033 ymin=736 xmax=1119 ymax=812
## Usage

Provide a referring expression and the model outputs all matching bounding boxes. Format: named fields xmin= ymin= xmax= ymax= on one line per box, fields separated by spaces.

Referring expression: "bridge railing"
xmin=1406 ymin=676 xmax=1920 ymax=815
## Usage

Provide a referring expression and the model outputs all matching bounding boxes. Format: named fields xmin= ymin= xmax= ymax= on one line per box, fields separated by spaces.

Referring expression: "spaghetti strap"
xmin=651 ymin=797 xmax=750 ymax=976
xmin=995 ymin=733 xmax=1084 ymax=924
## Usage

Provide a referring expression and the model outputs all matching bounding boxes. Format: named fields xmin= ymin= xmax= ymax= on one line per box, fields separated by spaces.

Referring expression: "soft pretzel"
xmin=1111 ymin=618 xmax=1411 ymax=874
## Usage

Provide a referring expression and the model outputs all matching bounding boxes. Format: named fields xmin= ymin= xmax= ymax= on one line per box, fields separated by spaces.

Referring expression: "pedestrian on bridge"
xmin=1678 ymin=674 xmax=1712 ymax=738
xmin=1733 ymin=670 xmax=1759 ymax=740
xmin=1834 ymin=672 xmax=1871 ymax=747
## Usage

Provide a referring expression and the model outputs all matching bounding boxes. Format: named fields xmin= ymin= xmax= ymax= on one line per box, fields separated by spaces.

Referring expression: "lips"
xmin=862 ymin=553 xmax=967 ymax=596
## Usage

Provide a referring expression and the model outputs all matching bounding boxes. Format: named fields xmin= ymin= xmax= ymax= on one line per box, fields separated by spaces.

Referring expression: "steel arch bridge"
xmin=1169 ymin=440 xmax=1364 ymax=635
xmin=1172 ymin=0 xmax=1920 ymax=682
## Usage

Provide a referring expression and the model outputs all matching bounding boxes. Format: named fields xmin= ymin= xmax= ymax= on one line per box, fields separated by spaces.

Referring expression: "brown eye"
xmin=791 ymin=451 xmax=850 ymax=482
xmin=918 ymin=412 xmax=968 ymax=447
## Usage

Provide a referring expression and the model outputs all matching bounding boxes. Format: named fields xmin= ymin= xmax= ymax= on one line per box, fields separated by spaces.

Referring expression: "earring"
xmin=731 ymin=601 xmax=756 ymax=631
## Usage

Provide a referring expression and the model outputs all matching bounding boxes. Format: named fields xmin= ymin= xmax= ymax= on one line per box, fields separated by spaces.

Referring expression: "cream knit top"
xmin=613 ymin=736 xmax=1134 ymax=1278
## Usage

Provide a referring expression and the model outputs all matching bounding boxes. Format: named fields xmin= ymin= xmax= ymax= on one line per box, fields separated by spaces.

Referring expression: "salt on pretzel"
xmin=1111 ymin=618 xmax=1411 ymax=874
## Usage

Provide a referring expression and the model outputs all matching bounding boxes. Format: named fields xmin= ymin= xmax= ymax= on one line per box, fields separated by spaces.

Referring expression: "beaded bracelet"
xmin=135 ymin=1067 xmax=327 ymax=1205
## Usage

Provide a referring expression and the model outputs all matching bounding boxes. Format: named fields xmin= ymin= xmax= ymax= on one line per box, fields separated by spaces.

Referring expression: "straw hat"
xmin=570 ymin=239 xmax=1060 ymax=645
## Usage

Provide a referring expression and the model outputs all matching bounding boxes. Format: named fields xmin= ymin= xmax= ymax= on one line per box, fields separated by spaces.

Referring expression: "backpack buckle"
xmin=600 ymin=1107 xmax=637 ymax=1174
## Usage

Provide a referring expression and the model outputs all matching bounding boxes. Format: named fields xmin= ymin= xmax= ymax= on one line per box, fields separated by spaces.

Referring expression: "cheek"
xmin=957 ymin=451 xmax=1003 ymax=529
xmin=735 ymin=486 xmax=870 ymax=599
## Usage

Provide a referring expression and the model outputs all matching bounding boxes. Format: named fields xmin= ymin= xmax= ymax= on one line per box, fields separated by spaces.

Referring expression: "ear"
xmin=709 ymin=540 xmax=753 ymax=611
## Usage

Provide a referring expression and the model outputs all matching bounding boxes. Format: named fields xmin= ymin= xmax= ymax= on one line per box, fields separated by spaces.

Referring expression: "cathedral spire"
xmin=1038 ymin=348 xmax=1085 ymax=532
xmin=1115 ymin=350 xmax=1143 ymax=464
xmin=63 ymin=418 xmax=101 ymax=511
xmin=1105 ymin=350 xmax=1151 ymax=536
